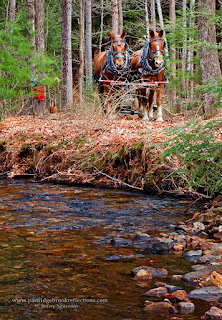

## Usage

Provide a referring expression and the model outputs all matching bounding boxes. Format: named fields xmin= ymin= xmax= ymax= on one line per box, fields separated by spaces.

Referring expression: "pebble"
xmin=133 ymin=269 xmax=152 ymax=281
xmin=189 ymin=286 xmax=222 ymax=301
xmin=165 ymin=285 xmax=182 ymax=293
xmin=144 ymin=287 xmax=168 ymax=297
xmin=173 ymin=243 xmax=185 ymax=251
xmin=185 ymin=249 xmax=203 ymax=260
xmin=171 ymin=274 xmax=183 ymax=281
xmin=144 ymin=301 xmax=177 ymax=314
xmin=111 ymin=237 xmax=133 ymax=247
xmin=200 ymin=306 xmax=222 ymax=320
xmin=165 ymin=290 xmax=190 ymax=302
xmin=178 ymin=302 xmax=195 ymax=313
xmin=131 ymin=266 xmax=168 ymax=278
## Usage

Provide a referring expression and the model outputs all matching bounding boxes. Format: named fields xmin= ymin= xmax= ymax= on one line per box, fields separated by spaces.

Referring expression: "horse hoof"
xmin=142 ymin=117 xmax=149 ymax=122
xmin=156 ymin=117 xmax=163 ymax=122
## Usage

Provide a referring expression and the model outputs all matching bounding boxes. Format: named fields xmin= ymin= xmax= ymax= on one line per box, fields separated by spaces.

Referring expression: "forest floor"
xmin=0 ymin=111 xmax=221 ymax=200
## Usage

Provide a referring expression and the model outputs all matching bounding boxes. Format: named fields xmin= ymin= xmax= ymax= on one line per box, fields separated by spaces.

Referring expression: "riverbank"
xmin=0 ymin=112 xmax=221 ymax=199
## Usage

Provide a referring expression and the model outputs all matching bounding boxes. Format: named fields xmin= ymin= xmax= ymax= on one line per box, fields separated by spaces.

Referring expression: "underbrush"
xmin=162 ymin=120 xmax=222 ymax=197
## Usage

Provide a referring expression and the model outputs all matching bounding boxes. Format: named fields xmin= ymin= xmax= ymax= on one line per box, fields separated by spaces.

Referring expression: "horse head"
xmin=149 ymin=30 xmax=165 ymax=68
xmin=108 ymin=30 xmax=128 ymax=69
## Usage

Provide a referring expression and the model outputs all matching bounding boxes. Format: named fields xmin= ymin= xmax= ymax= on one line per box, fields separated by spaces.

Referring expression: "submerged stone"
xmin=131 ymin=266 xmax=168 ymax=278
xmin=111 ymin=237 xmax=133 ymax=247
xmin=144 ymin=301 xmax=177 ymax=314
xmin=189 ymin=286 xmax=222 ymax=301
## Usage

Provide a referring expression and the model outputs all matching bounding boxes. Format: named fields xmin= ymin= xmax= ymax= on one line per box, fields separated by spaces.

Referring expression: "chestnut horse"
xmin=94 ymin=30 xmax=130 ymax=116
xmin=131 ymin=30 xmax=166 ymax=122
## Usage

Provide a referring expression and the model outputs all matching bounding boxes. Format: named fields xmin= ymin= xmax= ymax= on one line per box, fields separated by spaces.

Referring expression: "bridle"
xmin=99 ymin=38 xmax=130 ymax=78
xmin=149 ymin=37 xmax=166 ymax=60
xmin=139 ymin=37 xmax=166 ymax=75
xmin=111 ymin=39 xmax=129 ymax=59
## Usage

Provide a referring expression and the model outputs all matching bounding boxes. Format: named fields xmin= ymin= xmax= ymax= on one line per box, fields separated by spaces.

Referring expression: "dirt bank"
xmin=0 ymin=112 xmax=221 ymax=199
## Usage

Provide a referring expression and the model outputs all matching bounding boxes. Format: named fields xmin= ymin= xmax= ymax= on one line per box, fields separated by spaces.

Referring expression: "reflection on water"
xmin=0 ymin=180 xmax=210 ymax=320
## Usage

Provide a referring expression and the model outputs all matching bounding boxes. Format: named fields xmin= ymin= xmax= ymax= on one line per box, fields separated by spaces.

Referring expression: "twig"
xmin=93 ymin=166 xmax=143 ymax=191
xmin=183 ymin=196 xmax=203 ymax=214
xmin=0 ymin=171 xmax=9 ymax=176
xmin=159 ymin=188 xmax=211 ymax=199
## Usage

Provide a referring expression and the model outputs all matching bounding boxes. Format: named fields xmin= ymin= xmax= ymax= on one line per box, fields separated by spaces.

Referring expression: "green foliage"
xmin=0 ymin=22 xmax=60 ymax=114
xmin=162 ymin=120 xmax=222 ymax=196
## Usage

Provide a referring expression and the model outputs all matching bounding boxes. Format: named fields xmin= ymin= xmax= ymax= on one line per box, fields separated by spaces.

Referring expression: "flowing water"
xmin=0 ymin=180 xmax=213 ymax=320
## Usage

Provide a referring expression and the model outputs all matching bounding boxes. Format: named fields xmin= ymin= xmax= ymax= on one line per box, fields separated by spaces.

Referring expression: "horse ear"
xmin=159 ymin=30 xmax=164 ymax=37
xmin=108 ymin=31 xmax=115 ymax=40
xmin=150 ymin=30 xmax=155 ymax=38
xmin=121 ymin=30 xmax=126 ymax=39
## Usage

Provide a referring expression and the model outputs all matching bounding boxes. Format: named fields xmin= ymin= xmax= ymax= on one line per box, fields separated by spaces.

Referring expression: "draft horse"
xmin=94 ymin=30 xmax=130 ymax=116
xmin=131 ymin=30 xmax=166 ymax=122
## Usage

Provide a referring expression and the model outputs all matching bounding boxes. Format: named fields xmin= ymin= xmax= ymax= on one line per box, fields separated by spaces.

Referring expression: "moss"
xmin=58 ymin=139 xmax=70 ymax=148
xmin=129 ymin=140 xmax=144 ymax=157
xmin=74 ymin=135 xmax=87 ymax=148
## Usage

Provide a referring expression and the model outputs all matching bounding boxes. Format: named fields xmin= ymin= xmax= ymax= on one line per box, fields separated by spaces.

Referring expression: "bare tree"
xmin=182 ymin=0 xmax=187 ymax=95
xmin=156 ymin=0 xmax=168 ymax=57
xmin=118 ymin=0 xmax=123 ymax=34
xmin=187 ymin=0 xmax=195 ymax=101
xmin=34 ymin=0 xmax=46 ymax=114
xmin=169 ymin=0 xmax=176 ymax=108
xmin=61 ymin=0 xmax=73 ymax=109
xmin=85 ymin=0 xmax=92 ymax=90
xmin=9 ymin=0 xmax=16 ymax=23
xmin=150 ymin=0 xmax=156 ymax=32
xmin=197 ymin=0 xmax=222 ymax=116
xmin=34 ymin=0 xmax=45 ymax=52
xmin=144 ymin=0 xmax=150 ymax=39
xmin=27 ymin=0 xmax=35 ymax=45
xmin=79 ymin=0 xmax=84 ymax=107
xmin=99 ymin=0 xmax=104 ymax=53
xmin=111 ymin=0 xmax=119 ymax=34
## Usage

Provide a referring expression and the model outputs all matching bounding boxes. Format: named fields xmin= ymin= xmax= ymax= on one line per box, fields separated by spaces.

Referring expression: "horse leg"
xmin=148 ymin=89 xmax=155 ymax=119
xmin=156 ymin=85 xmax=163 ymax=122
xmin=138 ymin=89 xmax=149 ymax=121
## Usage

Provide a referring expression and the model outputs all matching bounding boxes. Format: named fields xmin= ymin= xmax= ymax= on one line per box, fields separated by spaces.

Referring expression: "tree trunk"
xmin=111 ymin=0 xmax=118 ymax=34
xmin=118 ymin=0 xmax=123 ymax=34
xmin=169 ymin=0 xmax=176 ymax=108
xmin=187 ymin=0 xmax=195 ymax=102
xmin=27 ymin=0 xmax=35 ymax=46
xmin=9 ymin=0 xmax=16 ymax=24
xmin=99 ymin=0 xmax=104 ymax=53
xmin=144 ymin=0 xmax=150 ymax=40
xmin=85 ymin=0 xmax=92 ymax=90
xmin=156 ymin=0 xmax=168 ymax=57
xmin=62 ymin=0 xmax=73 ymax=109
xmin=34 ymin=0 xmax=45 ymax=52
xmin=79 ymin=0 xmax=84 ymax=107
xmin=34 ymin=0 xmax=46 ymax=114
xmin=150 ymin=0 xmax=156 ymax=32
xmin=182 ymin=0 xmax=187 ymax=97
xmin=197 ymin=0 xmax=222 ymax=116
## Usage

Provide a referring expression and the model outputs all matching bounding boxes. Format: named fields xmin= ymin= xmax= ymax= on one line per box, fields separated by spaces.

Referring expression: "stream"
xmin=0 ymin=180 xmax=213 ymax=320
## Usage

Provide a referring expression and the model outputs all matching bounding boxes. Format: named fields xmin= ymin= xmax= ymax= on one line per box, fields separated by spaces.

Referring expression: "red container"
xmin=32 ymin=85 xmax=45 ymax=101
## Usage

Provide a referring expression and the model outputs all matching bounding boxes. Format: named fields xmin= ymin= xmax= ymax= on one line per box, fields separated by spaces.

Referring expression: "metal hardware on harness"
xmin=139 ymin=38 xmax=165 ymax=76
xmin=97 ymin=42 xmax=131 ymax=82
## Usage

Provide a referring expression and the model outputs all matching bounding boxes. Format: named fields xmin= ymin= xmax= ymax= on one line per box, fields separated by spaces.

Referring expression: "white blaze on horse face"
xmin=154 ymin=42 xmax=163 ymax=66
xmin=113 ymin=40 xmax=125 ymax=68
